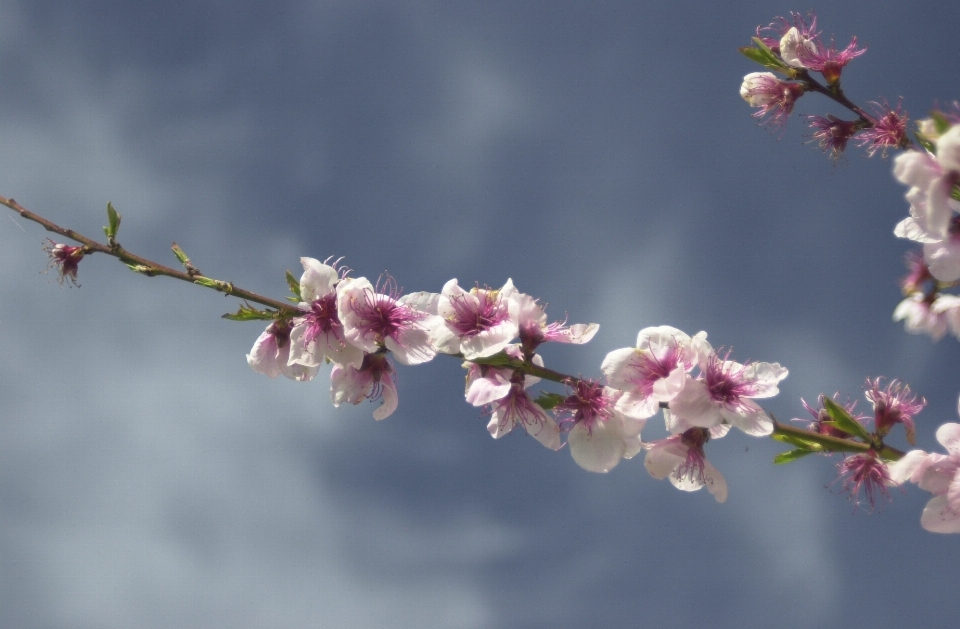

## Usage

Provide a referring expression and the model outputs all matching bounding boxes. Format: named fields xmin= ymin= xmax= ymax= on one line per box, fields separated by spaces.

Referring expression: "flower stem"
xmin=0 ymin=195 xmax=302 ymax=316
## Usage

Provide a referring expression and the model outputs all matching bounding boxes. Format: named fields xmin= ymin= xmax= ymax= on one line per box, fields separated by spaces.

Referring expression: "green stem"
xmin=1 ymin=195 xmax=302 ymax=316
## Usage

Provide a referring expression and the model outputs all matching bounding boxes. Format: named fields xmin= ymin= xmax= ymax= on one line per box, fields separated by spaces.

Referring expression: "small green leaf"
xmin=931 ymin=111 xmax=952 ymax=135
xmin=193 ymin=277 xmax=219 ymax=288
xmin=171 ymin=242 xmax=190 ymax=266
xmin=471 ymin=351 xmax=520 ymax=369
xmin=104 ymin=202 xmax=121 ymax=239
xmin=774 ymin=449 xmax=815 ymax=465
xmin=915 ymin=132 xmax=937 ymax=154
xmin=534 ymin=392 xmax=567 ymax=411
xmin=770 ymin=432 xmax=825 ymax=452
xmin=285 ymin=270 xmax=302 ymax=301
xmin=222 ymin=303 xmax=279 ymax=321
xmin=737 ymin=38 xmax=792 ymax=73
xmin=823 ymin=397 xmax=871 ymax=441
xmin=952 ymin=184 xmax=960 ymax=203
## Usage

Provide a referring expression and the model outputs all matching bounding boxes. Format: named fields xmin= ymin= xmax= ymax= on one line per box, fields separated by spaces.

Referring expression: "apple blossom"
xmin=330 ymin=352 xmax=398 ymax=420
xmin=601 ymin=326 xmax=704 ymax=419
xmin=433 ymin=278 xmax=519 ymax=359
xmin=889 ymin=419 xmax=960 ymax=533
xmin=740 ymin=72 xmax=806 ymax=128
xmin=288 ymin=257 xmax=364 ymax=369
xmin=644 ymin=426 xmax=729 ymax=503
xmin=836 ymin=450 xmax=893 ymax=511
xmin=247 ymin=319 xmax=320 ymax=382
xmin=865 ymin=377 xmax=925 ymax=445
xmin=856 ymin=100 xmax=909 ymax=156
xmin=667 ymin=342 xmax=788 ymax=437
xmin=806 ymin=114 xmax=859 ymax=159
xmin=43 ymin=239 xmax=85 ymax=286
xmin=515 ymin=292 xmax=598 ymax=355
xmin=793 ymin=34 xmax=866 ymax=84
xmin=893 ymin=125 xmax=960 ymax=279
xmin=337 ymin=274 xmax=445 ymax=365
xmin=554 ymin=380 xmax=644 ymax=473
xmin=893 ymin=293 xmax=949 ymax=341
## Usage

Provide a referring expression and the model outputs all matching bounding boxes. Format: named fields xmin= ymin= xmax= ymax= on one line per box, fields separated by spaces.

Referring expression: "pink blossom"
xmin=288 ymin=257 xmax=364 ymax=369
xmin=555 ymin=380 xmax=644 ymax=473
xmin=247 ymin=319 xmax=319 ymax=381
xmin=932 ymin=294 xmax=960 ymax=340
xmin=43 ymin=239 xmax=85 ymax=286
xmin=464 ymin=346 xmax=560 ymax=450
xmin=337 ymin=275 xmax=445 ymax=365
xmin=794 ymin=35 xmax=866 ymax=84
xmin=756 ymin=12 xmax=819 ymax=55
xmin=601 ymin=326 xmax=703 ymax=419
xmin=433 ymin=278 xmax=519 ymax=359
xmin=644 ymin=427 xmax=728 ymax=503
xmin=330 ymin=352 xmax=398 ymax=420
xmin=793 ymin=393 xmax=867 ymax=440
xmin=806 ymin=114 xmax=859 ymax=159
xmin=856 ymin=100 xmax=909 ymax=157
xmin=740 ymin=72 xmax=806 ymax=128
xmin=865 ymin=377 xmax=925 ymax=445
xmin=893 ymin=293 xmax=948 ymax=341
xmin=515 ymin=292 xmax=598 ymax=355
xmin=667 ymin=341 xmax=788 ymax=436
xmin=899 ymin=250 xmax=933 ymax=295
xmin=889 ymin=417 xmax=960 ymax=533
xmin=836 ymin=450 xmax=893 ymax=512
xmin=893 ymin=126 xmax=960 ymax=280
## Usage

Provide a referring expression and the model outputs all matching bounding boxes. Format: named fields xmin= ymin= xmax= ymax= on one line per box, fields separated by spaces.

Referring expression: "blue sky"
xmin=1 ymin=2 xmax=959 ymax=627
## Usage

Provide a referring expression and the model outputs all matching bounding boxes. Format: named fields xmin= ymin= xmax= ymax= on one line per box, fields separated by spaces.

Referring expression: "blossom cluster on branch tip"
xmin=892 ymin=119 xmax=960 ymax=340
xmin=740 ymin=11 xmax=908 ymax=159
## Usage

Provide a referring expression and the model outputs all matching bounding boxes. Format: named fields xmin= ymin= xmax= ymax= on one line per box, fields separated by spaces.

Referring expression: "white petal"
xmin=299 ymin=257 xmax=339 ymax=302
xmin=920 ymin=495 xmax=960 ymax=534
xmin=553 ymin=323 xmax=599 ymax=344
xmin=935 ymin=125 xmax=960 ymax=172
xmin=387 ymin=324 xmax=438 ymax=365
xmin=372 ymin=372 xmax=399 ymax=420
xmin=568 ymin=421 xmax=626 ymax=473
xmin=246 ymin=328 xmax=283 ymax=378
xmin=722 ymin=405 xmax=774 ymax=437
xmin=887 ymin=449 xmax=928 ymax=484
xmin=701 ymin=459 xmax=728 ymax=503
xmin=937 ymin=422 xmax=960 ymax=456
xmin=924 ymin=240 xmax=960 ymax=282
xmin=465 ymin=372 xmax=512 ymax=406
xmin=742 ymin=361 xmax=788 ymax=398
xmin=526 ymin=414 xmax=562 ymax=451
xmin=893 ymin=150 xmax=941 ymax=188
xmin=894 ymin=216 xmax=940 ymax=243
xmin=399 ymin=290 xmax=442 ymax=315
xmin=668 ymin=379 xmax=721 ymax=428
xmin=330 ymin=364 xmax=372 ymax=407
xmin=643 ymin=440 xmax=686 ymax=480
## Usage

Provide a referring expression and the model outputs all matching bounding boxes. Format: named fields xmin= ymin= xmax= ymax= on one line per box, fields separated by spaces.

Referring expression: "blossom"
xmin=855 ymin=100 xmax=909 ymax=157
xmin=43 ymin=239 xmax=85 ymax=285
xmin=247 ymin=319 xmax=319 ymax=381
xmin=667 ymin=342 xmax=788 ymax=436
xmin=337 ymin=274 xmax=445 ymax=365
xmin=601 ymin=326 xmax=704 ymax=419
xmin=835 ymin=450 xmax=893 ymax=512
xmin=288 ymin=257 xmax=364 ymax=369
xmin=644 ymin=427 xmax=728 ymax=503
xmin=865 ymin=377 xmax=925 ymax=445
xmin=555 ymin=380 xmax=644 ymax=473
xmin=793 ymin=393 xmax=866 ymax=439
xmin=464 ymin=345 xmax=560 ymax=450
xmin=515 ymin=292 xmax=598 ymax=355
xmin=330 ymin=352 xmax=398 ymax=420
xmin=893 ymin=126 xmax=960 ymax=280
xmin=889 ymin=419 xmax=960 ymax=533
xmin=756 ymin=12 xmax=818 ymax=56
xmin=433 ymin=278 xmax=519 ymax=359
xmin=794 ymin=35 xmax=866 ymax=84
xmin=740 ymin=72 xmax=806 ymax=128
xmin=779 ymin=26 xmax=819 ymax=69
xmin=932 ymin=294 xmax=960 ymax=340
xmin=806 ymin=114 xmax=859 ymax=159
xmin=893 ymin=293 xmax=948 ymax=341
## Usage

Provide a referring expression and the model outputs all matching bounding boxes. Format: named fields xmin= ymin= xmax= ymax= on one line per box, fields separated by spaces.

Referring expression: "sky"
xmin=1 ymin=1 xmax=959 ymax=627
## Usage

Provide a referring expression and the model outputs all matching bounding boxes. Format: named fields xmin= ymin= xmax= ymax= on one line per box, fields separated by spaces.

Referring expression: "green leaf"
xmin=171 ymin=242 xmax=190 ymax=267
xmin=915 ymin=132 xmax=937 ymax=154
xmin=104 ymin=202 xmax=121 ymax=239
xmin=952 ymin=185 xmax=960 ymax=203
xmin=770 ymin=432 xmax=825 ymax=452
xmin=738 ymin=38 xmax=792 ymax=73
xmin=533 ymin=392 xmax=567 ymax=411
xmin=822 ymin=397 xmax=871 ymax=440
xmin=471 ymin=351 xmax=520 ymax=369
xmin=931 ymin=111 xmax=952 ymax=135
xmin=773 ymin=449 xmax=815 ymax=465
xmin=285 ymin=270 xmax=302 ymax=301
xmin=222 ymin=303 xmax=279 ymax=321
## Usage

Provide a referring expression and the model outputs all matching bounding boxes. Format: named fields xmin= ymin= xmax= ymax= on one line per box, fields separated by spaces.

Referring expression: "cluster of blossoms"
xmin=739 ymin=12 xmax=908 ymax=159
xmin=892 ymin=114 xmax=960 ymax=340
xmin=246 ymin=259 xmax=791 ymax=500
